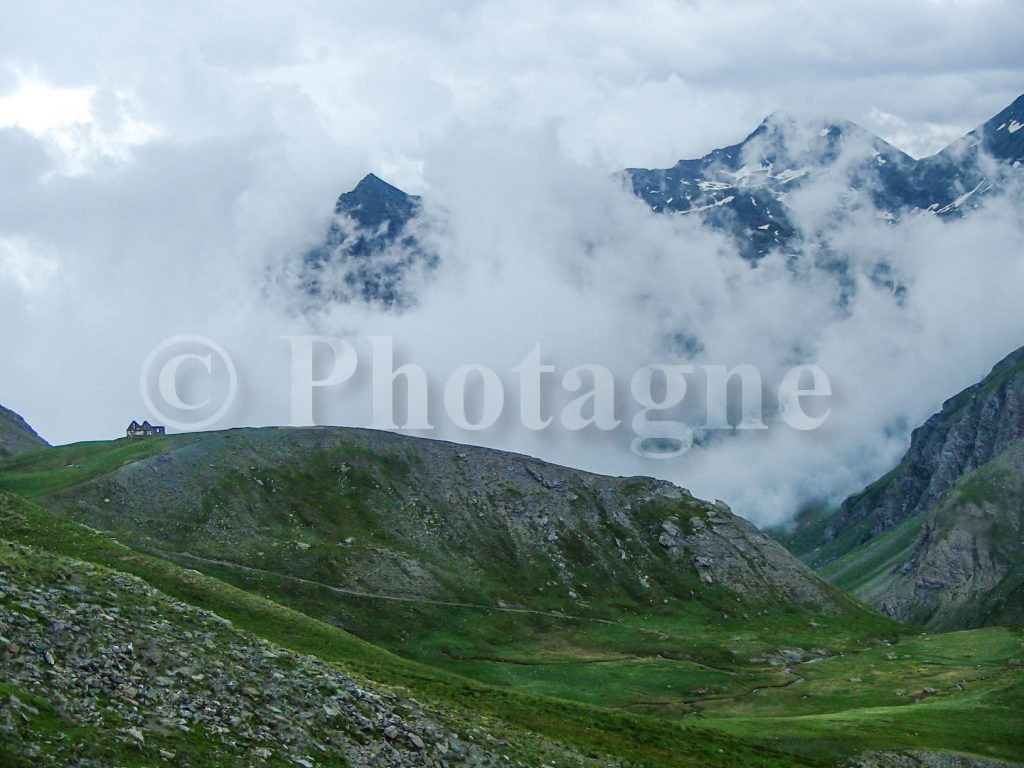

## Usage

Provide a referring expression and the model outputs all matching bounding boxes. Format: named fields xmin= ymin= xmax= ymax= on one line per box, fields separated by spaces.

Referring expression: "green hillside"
xmin=1 ymin=429 xmax=895 ymax=710
xmin=2 ymin=428 xmax=1022 ymax=765
xmin=0 ymin=491 xmax=812 ymax=768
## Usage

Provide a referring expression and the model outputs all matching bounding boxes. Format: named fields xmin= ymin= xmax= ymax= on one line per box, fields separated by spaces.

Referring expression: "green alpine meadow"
xmin=1 ymin=411 xmax=1022 ymax=766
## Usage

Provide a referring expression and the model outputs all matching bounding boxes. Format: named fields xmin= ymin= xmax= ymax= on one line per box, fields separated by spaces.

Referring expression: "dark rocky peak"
xmin=908 ymin=92 xmax=1024 ymax=213
xmin=982 ymin=91 xmax=1024 ymax=164
xmin=334 ymin=172 xmax=422 ymax=233
xmin=301 ymin=174 xmax=436 ymax=309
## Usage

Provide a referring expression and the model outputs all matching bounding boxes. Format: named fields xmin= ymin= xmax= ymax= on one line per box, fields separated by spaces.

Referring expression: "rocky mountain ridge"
xmin=629 ymin=92 xmax=1024 ymax=261
xmin=299 ymin=92 xmax=1024 ymax=305
xmin=786 ymin=345 xmax=1024 ymax=629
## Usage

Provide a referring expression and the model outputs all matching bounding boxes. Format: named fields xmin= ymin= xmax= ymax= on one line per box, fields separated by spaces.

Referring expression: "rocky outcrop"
xmin=656 ymin=499 xmax=840 ymax=608
xmin=0 ymin=405 xmax=48 ymax=458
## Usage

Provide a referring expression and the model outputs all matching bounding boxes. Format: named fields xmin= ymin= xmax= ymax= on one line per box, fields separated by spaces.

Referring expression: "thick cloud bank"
xmin=270 ymin=129 xmax=1024 ymax=527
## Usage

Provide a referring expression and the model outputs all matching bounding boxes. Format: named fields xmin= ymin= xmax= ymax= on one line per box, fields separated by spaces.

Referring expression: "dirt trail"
xmin=150 ymin=547 xmax=624 ymax=625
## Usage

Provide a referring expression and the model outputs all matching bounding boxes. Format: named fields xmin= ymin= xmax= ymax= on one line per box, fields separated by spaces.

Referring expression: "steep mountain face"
xmin=300 ymin=173 xmax=437 ymax=308
xmin=36 ymin=427 xmax=844 ymax=616
xmin=785 ymin=346 xmax=1024 ymax=629
xmin=872 ymin=441 xmax=1024 ymax=629
xmin=830 ymin=346 xmax=1024 ymax=545
xmin=0 ymin=405 xmax=47 ymax=458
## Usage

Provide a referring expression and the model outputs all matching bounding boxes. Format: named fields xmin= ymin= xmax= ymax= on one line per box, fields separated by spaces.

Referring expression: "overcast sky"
xmin=2 ymin=1 xmax=1023 ymax=525
xmin=2 ymin=0 xmax=1023 ymax=178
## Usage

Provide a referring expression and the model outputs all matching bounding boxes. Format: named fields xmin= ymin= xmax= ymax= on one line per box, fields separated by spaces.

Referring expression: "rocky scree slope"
xmin=0 ymin=535 xmax=602 ymax=767
xmin=843 ymin=751 xmax=1021 ymax=768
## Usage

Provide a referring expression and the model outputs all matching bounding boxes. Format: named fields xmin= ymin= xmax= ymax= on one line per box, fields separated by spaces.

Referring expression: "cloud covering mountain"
xmin=2 ymin=1 xmax=1024 ymax=527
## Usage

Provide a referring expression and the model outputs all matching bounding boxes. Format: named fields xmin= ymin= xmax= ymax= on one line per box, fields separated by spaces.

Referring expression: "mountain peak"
xmin=352 ymin=172 xmax=403 ymax=195
xmin=991 ymin=91 xmax=1024 ymax=120
xmin=334 ymin=173 xmax=421 ymax=225
xmin=302 ymin=173 xmax=433 ymax=309
xmin=748 ymin=112 xmax=910 ymax=163
xmin=625 ymin=111 xmax=916 ymax=260
xmin=753 ymin=111 xmax=853 ymax=135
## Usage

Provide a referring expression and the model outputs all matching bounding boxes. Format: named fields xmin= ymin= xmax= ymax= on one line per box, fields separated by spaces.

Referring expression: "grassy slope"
xmin=13 ymin=430 xmax=837 ymax=616
xmin=0 ymin=434 xmax=900 ymax=714
xmin=0 ymin=435 xmax=197 ymax=498
xmin=698 ymin=628 xmax=1024 ymax=764
xmin=147 ymin=542 xmax=895 ymax=707
xmin=0 ymin=490 xmax=808 ymax=768
xmin=820 ymin=513 xmax=927 ymax=598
